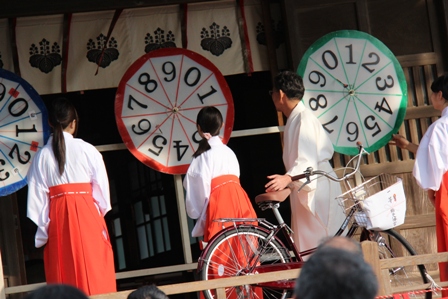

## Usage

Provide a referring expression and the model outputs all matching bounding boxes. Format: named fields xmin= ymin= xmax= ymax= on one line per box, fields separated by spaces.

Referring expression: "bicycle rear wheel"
xmin=198 ymin=225 xmax=292 ymax=299
xmin=362 ymin=228 xmax=432 ymax=299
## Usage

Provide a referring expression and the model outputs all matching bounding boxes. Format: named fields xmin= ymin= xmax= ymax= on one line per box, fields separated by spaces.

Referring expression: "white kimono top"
xmin=413 ymin=106 xmax=448 ymax=191
xmin=27 ymin=132 xmax=111 ymax=248
xmin=183 ymin=136 xmax=240 ymax=237
xmin=283 ymin=101 xmax=345 ymax=251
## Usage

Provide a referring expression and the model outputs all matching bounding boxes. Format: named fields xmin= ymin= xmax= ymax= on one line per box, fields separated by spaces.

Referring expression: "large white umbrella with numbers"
xmin=297 ymin=30 xmax=407 ymax=155
xmin=115 ymin=48 xmax=234 ymax=174
xmin=0 ymin=69 xmax=50 ymax=196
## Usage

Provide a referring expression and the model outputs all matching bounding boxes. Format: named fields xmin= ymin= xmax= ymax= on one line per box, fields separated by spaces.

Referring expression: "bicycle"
xmin=196 ymin=143 xmax=438 ymax=299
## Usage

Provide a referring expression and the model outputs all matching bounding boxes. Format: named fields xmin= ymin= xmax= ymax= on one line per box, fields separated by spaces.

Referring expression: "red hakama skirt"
xmin=44 ymin=183 xmax=116 ymax=295
xmin=436 ymin=172 xmax=448 ymax=298
xmin=203 ymin=175 xmax=258 ymax=242
xmin=202 ymin=175 xmax=262 ymax=299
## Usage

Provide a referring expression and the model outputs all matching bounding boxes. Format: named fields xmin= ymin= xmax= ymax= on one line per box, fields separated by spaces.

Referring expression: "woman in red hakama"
xmin=435 ymin=173 xmax=448 ymax=297
xmin=392 ymin=75 xmax=448 ymax=297
xmin=27 ymin=98 xmax=116 ymax=295
xmin=183 ymin=107 xmax=261 ymax=299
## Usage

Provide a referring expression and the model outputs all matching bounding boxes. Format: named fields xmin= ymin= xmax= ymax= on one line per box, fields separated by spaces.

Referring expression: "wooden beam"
xmin=0 ymin=0 xmax=209 ymax=18
xmin=359 ymin=160 xmax=415 ymax=177
xmin=395 ymin=213 xmax=435 ymax=230
xmin=404 ymin=106 xmax=440 ymax=120
xmin=379 ymin=251 xmax=448 ymax=268
xmin=396 ymin=52 xmax=438 ymax=68
xmin=90 ymin=269 xmax=301 ymax=299
xmin=115 ymin=263 xmax=197 ymax=280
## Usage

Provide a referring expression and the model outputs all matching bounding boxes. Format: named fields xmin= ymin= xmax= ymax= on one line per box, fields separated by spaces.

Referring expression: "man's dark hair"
xmin=294 ymin=246 xmax=378 ymax=299
xmin=430 ymin=74 xmax=448 ymax=100
xmin=24 ymin=284 xmax=89 ymax=299
xmin=273 ymin=70 xmax=305 ymax=100
xmin=127 ymin=285 xmax=169 ymax=299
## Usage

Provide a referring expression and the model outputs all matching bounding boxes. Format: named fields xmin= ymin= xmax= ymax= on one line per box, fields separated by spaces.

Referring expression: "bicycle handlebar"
xmin=290 ymin=141 xmax=367 ymax=183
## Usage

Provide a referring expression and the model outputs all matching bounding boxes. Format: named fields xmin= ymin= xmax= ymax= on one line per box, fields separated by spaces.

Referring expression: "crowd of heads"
xmin=24 ymin=284 xmax=169 ymax=299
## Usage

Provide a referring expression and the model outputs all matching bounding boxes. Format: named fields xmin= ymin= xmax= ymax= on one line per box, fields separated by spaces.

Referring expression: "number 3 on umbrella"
xmin=115 ymin=48 xmax=234 ymax=175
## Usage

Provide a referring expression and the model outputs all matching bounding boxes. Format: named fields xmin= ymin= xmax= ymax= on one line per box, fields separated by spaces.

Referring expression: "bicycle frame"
xmin=197 ymin=205 xmax=362 ymax=290
xmin=197 ymin=143 xmax=367 ymax=290
xmin=198 ymin=143 xmax=435 ymax=298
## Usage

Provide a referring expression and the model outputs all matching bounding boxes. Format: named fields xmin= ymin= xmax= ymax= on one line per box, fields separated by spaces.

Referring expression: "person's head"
xmin=25 ymin=284 xmax=89 ymax=299
xmin=49 ymin=97 xmax=79 ymax=175
xmin=127 ymin=285 xmax=169 ymax=299
xmin=270 ymin=71 xmax=305 ymax=116
xmin=193 ymin=106 xmax=223 ymax=158
xmin=430 ymin=75 xmax=448 ymax=111
xmin=317 ymin=236 xmax=363 ymax=255
xmin=294 ymin=240 xmax=378 ymax=299
xmin=272 ymin=70 xmax=305 ymax=100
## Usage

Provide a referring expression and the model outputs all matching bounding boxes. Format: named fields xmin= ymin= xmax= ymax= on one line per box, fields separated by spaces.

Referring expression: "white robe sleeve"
xmin=285 ymin=111 xmax=331 ymax=188
xmin=90 ymin=149 xmax=111 ymax=216
xmin=26 ymin=153 xmax=51 ymax=248
xmin=183 ymin=156 xmax=211 ymax=237
xmin=284 ymin=107 xmax=334 ymax=214
xmin=413 ymin=121 xmax=448 ymax=190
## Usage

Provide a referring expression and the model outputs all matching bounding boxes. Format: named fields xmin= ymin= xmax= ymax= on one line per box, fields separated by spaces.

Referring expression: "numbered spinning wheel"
xmin=0 ymin=69 xmax=50 ymax=196
xmin=115 ymin=48 xmax=234 ymax=174
xmin=297 ymin=30 xmax=407 ymax=155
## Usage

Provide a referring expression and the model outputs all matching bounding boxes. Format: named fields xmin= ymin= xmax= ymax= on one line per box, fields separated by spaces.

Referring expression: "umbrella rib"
xmin=148 ymin=58 xmax=174 ymax=109
xmin=177 ymin=72 xmax=215 ymax=108
xmin=125 ymin=84 xmax=171 ymax=111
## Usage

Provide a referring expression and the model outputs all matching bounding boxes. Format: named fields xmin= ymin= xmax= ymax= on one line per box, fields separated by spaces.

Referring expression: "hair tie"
xmin=203 ymin=132 xmax=212 ymax=140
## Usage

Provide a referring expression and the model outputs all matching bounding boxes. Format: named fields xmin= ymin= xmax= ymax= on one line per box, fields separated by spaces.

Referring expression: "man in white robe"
xmin=265 ymin=70 xmax=345 ymax=252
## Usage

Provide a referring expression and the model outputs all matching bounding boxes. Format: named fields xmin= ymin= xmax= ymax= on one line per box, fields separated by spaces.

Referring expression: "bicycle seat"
xmin=255 ymin=188 xmax=291 ymax=203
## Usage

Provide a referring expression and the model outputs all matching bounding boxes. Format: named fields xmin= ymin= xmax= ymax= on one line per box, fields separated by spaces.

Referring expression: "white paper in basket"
xmin=360 ymin=178 xmax=406 ymax=231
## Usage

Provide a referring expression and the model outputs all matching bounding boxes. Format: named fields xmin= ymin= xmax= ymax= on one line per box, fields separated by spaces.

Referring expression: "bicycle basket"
xmin=336 ymin=173 xmax=406 ymax=231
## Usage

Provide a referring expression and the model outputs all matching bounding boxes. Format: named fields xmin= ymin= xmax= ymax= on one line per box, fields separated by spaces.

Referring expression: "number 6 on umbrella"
xmin=115 ymin=48 xmax=234 ymax=174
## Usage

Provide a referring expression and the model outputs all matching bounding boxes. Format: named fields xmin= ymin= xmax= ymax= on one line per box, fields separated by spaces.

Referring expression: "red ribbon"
xmin=95 ymin=9 xmax=123 ymax=76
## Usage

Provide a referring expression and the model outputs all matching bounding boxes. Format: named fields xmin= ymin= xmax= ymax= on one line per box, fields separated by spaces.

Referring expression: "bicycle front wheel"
xmin=198 ymin=225 xmax=292 ymax=299
xmin=364 ymin=229 xmax=432 ymax=299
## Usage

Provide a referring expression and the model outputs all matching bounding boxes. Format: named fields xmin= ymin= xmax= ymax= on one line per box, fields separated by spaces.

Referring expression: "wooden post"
xmin=260 ymin=0 xmax=285 ymax=144
xmin=216 ymin=288 xmax=226 ymax=299
xmin=173 ymin=175 xmax=193 ymax=264
xmin=361 ymin=241 xmax=388 ymax=296
xmin=0 ymin=250 xmax=6 ymax=299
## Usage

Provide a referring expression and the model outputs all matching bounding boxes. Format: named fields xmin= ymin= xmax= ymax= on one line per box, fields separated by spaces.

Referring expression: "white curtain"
xmin=15 ymin=15 xmax=64 ymax=94
xmin=1 ymin=0 xmax=287 ymax=95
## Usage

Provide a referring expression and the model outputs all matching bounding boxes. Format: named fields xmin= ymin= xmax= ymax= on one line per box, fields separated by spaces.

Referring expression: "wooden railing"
xmin=2 ymin=241 xmax=448 ymax=299
xmin=91 ymin=241 xmax=448 ymax=299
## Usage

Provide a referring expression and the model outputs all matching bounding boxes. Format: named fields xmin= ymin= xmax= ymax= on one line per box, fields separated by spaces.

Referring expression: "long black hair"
xmin=48 ymin=98 xmax=79 ymax=175
xmin=193 ymin=106 xmax=223 ymax=158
